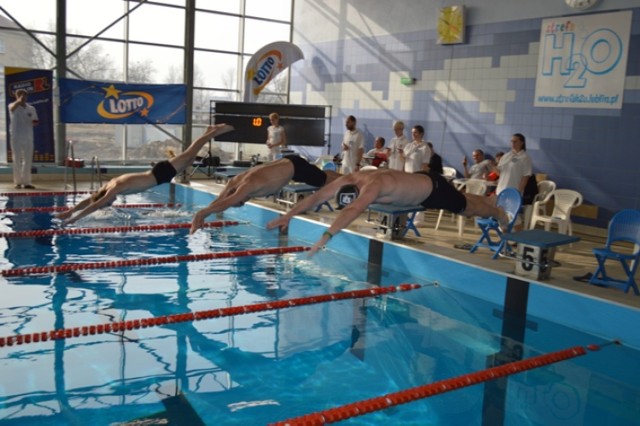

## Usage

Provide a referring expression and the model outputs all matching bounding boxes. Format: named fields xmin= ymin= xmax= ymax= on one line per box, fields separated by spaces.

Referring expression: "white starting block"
xmin=502 ymin=229 xmax=580 ymax=280
xmin=367 ymin=204 xmax=424 ymax=240
xmin=276 ymin=183 xmax=318 ymax=210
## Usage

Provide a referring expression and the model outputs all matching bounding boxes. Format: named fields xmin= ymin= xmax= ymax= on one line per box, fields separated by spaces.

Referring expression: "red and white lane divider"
xmin=0 ymin=284 xmax=421 ymax=348
xmin=0 ymin=220 xmax=238 ymax=239
xmin=270 ymin=342 xmax=619 ymax=426
xmin=1 ymin=245 xmax=309 ymax=277
xmin=0 ymin=190 xmax=92 ymax=197
xmin=0 ymin=203 xmax=181 ymax=214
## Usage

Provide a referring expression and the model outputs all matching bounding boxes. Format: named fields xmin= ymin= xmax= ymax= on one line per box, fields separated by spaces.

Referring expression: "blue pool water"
xmin=0 ymin=187 xmax=639 ymax=425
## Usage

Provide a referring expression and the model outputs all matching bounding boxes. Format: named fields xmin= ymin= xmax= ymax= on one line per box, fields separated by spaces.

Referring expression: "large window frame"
xmin=0 ymin=0 xmax=293 ymax=165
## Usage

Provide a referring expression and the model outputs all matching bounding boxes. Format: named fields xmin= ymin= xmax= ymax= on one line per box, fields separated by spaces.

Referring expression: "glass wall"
xmin=0 ymin=0 xmax=293 ymax=164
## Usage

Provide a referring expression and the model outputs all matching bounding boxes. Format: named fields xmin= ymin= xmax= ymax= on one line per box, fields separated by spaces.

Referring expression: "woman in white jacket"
xmin=403 ymin=125 xmax=431 ymax=173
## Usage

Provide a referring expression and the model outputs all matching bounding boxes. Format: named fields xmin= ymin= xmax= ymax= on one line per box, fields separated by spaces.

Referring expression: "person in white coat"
xmin=340 ymin=115 xmax=364 ymax=174
xmin=403 ymin=125 xmax=431 ymax=173
xmin=8 ymin=89 xmax=39 ymax=189
xmin=266 ymin=112 xmax=287 ymax=161
xmin=386 ymin=120 xmax=409 ymax=171
xmin=495 ymin=133 xmax=533 ymax=230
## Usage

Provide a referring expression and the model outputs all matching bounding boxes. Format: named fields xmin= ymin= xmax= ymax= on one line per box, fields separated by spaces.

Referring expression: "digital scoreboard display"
xmin=212 ymin=102 xmax=327 ymax=147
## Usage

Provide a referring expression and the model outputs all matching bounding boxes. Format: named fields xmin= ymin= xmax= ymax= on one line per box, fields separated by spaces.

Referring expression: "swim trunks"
xmin=151 ymin=160 xmax=177 ymax=185
xmin=285 ymin=155 xmax=327 ymax=187
xmin=415 ymin=171 xmax=466 ymax=214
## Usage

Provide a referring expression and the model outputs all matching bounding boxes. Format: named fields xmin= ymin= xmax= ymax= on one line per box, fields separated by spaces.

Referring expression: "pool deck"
xmin=2 ymin=177 xmax=638 ymax=311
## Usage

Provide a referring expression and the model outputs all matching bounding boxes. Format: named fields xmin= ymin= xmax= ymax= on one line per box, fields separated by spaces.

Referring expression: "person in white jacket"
xmin=386 ymin=120 xmax=409 ymax=171
xmin=8 ymin=89 xmax=39 ymax=189
xmin=340 ymin=115 xmax=364 ymax=174
xmin=403 ymin=125 xmax=431 ymax=173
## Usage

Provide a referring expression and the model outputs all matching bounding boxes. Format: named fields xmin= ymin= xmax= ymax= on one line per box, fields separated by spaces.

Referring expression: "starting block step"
xmin=367 ymin=204 xmax=424 ymax=240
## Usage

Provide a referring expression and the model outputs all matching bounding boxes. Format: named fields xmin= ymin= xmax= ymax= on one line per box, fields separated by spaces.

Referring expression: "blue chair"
xmin=589 ymin=209 xmax=640 ymax=295
xmin=469 ymin=188 xmax=522 ymax=259
xmin=322 ymin=162 xmax=337 ymax=172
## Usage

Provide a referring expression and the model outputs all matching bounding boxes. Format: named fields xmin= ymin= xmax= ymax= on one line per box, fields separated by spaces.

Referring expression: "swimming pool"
xmin=0 ymin=185 xmax=638 ymax=425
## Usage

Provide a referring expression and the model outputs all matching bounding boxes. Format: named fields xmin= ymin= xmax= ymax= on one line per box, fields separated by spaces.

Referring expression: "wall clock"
xmin=564 ymin=0 xmax=600 ymax=10
xmin=437 ymin=5 xmax=465 ymax=45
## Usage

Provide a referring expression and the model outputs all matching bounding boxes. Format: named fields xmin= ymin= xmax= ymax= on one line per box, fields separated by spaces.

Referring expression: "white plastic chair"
xmin=529 ymin=188 xmax=583 ymax=236
xmin=360 ymin=165 xmax=378 ymax=171
xmin=442 ymin=166 xmax=457 ymax=181
xmin=523 ymin=179 xmax=556 ymax=229
xmin=456 ymin=179 xmax=488 ymax=236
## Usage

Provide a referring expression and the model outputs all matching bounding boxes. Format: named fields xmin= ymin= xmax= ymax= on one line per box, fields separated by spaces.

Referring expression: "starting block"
xmin=367 ymin=204 xmax=424 ymax=240
xmin=212 ymin=167 xmax=249 ymax=184
xmin=502 ymin=229 xmax=580 ymax=280
xmin=276 ymin=183 xmax=318 ymax=210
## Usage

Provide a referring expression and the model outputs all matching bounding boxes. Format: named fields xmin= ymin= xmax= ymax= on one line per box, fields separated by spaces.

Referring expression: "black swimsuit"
xmin=151 ymin=160 xmax=177 ymax=185
xmin=415 ymin=171 xmax=467 ymax=214
xmin=285 ymin=155 xmax=327 ymax=187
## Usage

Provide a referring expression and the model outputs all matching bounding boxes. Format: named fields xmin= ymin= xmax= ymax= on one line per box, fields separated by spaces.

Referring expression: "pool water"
xmin=0 ymin=189 xmax=639 ymax=426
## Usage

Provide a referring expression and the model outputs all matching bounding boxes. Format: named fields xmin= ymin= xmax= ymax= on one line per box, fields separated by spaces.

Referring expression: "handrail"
xmin=90 ymin=155 xmax=103 ymax=190
xmin=64 ymin=140 xmax=78 ymax=192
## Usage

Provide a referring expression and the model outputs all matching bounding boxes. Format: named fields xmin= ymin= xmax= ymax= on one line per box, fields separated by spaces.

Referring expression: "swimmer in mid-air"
xmin=267 ymin=168 xmax=509 ymax=255
xmin=189 ymin=155 xmax=341 ymax=234
xmin=57 ymin=123 xmax=234 ymax=225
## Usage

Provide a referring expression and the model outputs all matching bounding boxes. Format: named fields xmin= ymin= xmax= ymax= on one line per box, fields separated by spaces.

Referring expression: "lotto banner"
xmin=534 ymin=11 xmax=632 ymax=109
xmin=59 ymin=78 xmax=186 ymax=124
xmin=244 ymin=41 xmax=304 ymax=102
xmin=4 ymin=67 xmax=55 ymax=162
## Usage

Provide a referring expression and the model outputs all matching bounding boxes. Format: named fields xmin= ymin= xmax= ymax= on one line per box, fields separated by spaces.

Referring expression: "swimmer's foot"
xmin=214 ymin=124 xmax=234 ymax=137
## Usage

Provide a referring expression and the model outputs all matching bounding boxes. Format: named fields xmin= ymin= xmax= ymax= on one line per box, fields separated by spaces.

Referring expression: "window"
xmin=0 ymin=0 xmax=294 ymax=164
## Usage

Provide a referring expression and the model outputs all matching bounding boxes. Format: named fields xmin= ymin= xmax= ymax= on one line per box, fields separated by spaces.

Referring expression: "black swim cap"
xmin=336 ymin=184 xmax=359 ymax=208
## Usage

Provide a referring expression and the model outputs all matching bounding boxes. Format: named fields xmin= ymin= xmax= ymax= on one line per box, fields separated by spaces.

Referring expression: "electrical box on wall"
xmin=400 ymin=77 xmax=416 ymax=86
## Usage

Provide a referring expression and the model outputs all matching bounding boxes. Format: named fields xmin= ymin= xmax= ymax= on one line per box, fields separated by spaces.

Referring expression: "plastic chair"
xmin=523 ymin=179 xmax=556 ymax=229
xmin=589 ymin=209 xmax=640 ymax=295
xmin=442 ymin=166 xmax=457 ymax=180
xmin=322 ymin=162 xmax=337 ymax=172
xmin=456 ymin=179 xmax=488 ymax=236
xmin=360 ymin=165 xmax=378 ymax=171
xmin=469 ymin=188 xmax=522 ymax=259
xmin=529 ymin=189 xmax=582 ymax=236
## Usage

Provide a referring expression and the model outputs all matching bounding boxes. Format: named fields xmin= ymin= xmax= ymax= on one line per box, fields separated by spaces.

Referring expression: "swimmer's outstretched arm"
xmin=266 ymin=178 xmax=348 ymax=232
xmin=189 ymin=182 xmax=251 ymax=234
xmin=307 ymin=189 xmax=378 ymax=255
xmin=62 ymin=189 xmax=117 ymax=225
xmin=55 ymin=195 xmax=94 ymax=220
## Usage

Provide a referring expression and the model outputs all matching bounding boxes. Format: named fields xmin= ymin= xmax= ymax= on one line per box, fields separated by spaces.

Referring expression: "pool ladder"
xmin=89 ymin=156 xmax=103 ymax=190
xmin=63 ymin=140 xmax=103 ymax=192
xmin=63 ymin=140 xmax=78 ymax=192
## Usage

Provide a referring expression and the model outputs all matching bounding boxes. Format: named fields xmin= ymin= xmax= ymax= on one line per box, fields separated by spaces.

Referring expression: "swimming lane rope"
xmin=0 ymin=190 xmax=92 ymax=197
xmin=270 ymin=342 xmax=618 ymax=426
xmin=0 ymin=283 xmax=421 ymax=348
xmin=0 ymin=220 xmax=239 ymax=239
xmin=1 ymin=245 xmax=307 ymax=277
xmin=0 ymin=203 xmax=180 ymax=214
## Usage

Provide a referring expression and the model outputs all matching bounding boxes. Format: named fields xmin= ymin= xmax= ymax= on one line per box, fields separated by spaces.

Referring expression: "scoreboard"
xmin=212 ymin=102 xmax=327 ymax=147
